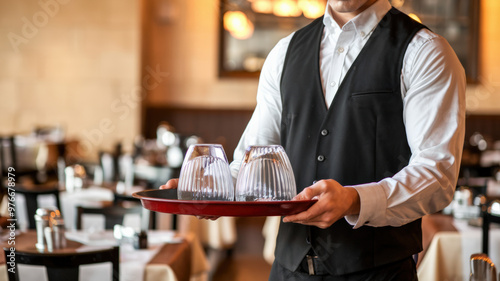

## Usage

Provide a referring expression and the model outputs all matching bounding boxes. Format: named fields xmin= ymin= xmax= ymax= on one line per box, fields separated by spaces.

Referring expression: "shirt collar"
xmin=322 ymin=0 xmax=392 ymax=38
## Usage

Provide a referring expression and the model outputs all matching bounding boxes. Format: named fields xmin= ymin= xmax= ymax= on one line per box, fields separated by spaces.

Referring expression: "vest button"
xmin=321 ymin=129 xmax=329 ymax=136
xmin=317 ymin=155 xmax=325 ymax=162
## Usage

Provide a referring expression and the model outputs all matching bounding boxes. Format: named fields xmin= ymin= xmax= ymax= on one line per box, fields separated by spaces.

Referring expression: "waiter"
xmin=228 ymin=0 xmax=465 ymax=280
xmin=163 ymin=0 xmax=465 ymax=279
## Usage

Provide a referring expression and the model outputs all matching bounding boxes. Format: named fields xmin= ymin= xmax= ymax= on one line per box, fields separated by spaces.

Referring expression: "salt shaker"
xmin=34 ymin=207 xmax=64 ymax=252
xmin=52 ymin=218 xmax=66 ymax=250
xmin=35 ymin=207 xmax=58 ymax=251
xmin=133 ymin=230 xmax=148 ymax=249
xmin=44 ymin=226 xmax=54 ymax=252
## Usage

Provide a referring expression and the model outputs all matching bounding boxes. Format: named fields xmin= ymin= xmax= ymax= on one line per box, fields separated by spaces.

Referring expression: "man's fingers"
xmin=293 ymin=182 xmax=325 ymax=200
xmin=160 ymin=179 xmax=179 ymax=189
xmin=283 ymin=200 xmax=323 ymax=222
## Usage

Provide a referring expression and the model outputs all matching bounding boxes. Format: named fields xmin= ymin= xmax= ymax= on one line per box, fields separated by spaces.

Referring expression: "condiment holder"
xmin=34 ymin=207 xmax=66 ymax=252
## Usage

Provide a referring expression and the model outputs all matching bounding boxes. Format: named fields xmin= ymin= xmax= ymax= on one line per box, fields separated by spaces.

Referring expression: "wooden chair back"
xmin=76 ymin=203 xmax=151 ymax=230
xmin=4 ymin=246 xmax=119 ymax=281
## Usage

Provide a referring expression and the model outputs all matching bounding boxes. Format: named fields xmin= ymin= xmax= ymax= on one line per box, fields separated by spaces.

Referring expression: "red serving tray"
xmin=133 ymin=189 xmax=317 ymax=217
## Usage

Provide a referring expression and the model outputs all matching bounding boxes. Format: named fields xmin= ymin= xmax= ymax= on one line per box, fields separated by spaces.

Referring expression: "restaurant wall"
xmin=465 ymin=0 xmax=500 ymax=114
xmin=141 ymin=0 xmax=258 ymax=110
xmin=144 ymin=0 xmax=499 ymax=112
xmin=0 ymin=0 xmax=141 ymax=160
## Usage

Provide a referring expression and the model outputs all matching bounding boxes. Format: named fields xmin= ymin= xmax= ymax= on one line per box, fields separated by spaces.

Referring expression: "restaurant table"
xmin=176 ymin=216 xmax=236 ymax=250
xmin=7 ymin=185 xmax=237 ymax=252
xmin=417 ymin=214 xmax=500 ymax=281
xmin=12 ymin=185 xmax=116 ymax=231
xmin=261 ymin=213 xmax=498 ymax=281
xmin=262 ymin=216 xmax=280 ymax=265
xmin=0 ymin=230 xmax=209 ymax=281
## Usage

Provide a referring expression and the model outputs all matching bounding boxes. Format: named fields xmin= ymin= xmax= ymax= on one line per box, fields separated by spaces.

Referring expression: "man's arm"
xmin=285 ymin=30 xmax=466 ymax=229
xmin=346 ymin=30 xmax=466 ymax=228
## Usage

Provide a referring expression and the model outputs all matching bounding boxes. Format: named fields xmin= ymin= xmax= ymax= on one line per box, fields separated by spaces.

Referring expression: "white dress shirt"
xmin=229 ymin=0 xmax=466 ymax=228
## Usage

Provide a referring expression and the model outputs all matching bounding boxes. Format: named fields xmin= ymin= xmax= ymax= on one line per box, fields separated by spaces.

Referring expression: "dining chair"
xmin=1 ymin=135 xmax=63 ymax=230
xmin=14 ymin=185 xmax=62 ymax=230
xmin=3 ymin=246 xmax=119 ymax=281
xmin=76 ymin=203 xmax=152 ymax=230
xmin=482 ymin=200 xmax=500 ymax=255
xmin=113 ymin=192 xmax=157 ymax=230
xmin=98 ymin=142 xmax=124 ymax=183
xmin=0 ymin=135 xmax=39 ymax=182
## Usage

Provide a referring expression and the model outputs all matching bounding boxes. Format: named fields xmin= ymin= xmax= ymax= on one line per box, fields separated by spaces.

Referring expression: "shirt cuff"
xmin=344 ymin=182 xmax=388 ymax=229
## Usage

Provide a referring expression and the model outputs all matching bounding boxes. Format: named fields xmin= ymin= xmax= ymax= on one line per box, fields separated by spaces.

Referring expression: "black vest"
xmin=276 ymin=8 xmax=425 ymax=275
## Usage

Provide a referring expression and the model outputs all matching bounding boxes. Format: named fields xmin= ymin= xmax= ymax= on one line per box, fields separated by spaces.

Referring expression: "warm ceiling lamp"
xmin=223 ymin=11 xmax=254 ymax=39
xmin=273 ymin=0 xmax=302 ymax=17
xmin=298 ymin=0 xmax=324 ymax=19
xmin=251 ymin=0 xmax=273 ymax=14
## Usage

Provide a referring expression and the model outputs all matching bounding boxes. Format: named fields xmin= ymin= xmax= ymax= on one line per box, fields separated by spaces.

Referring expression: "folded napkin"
xmin=65 ymin=230 xmax=118 ymax=246
xmin=147 ymin=230 xmax=184 ymax=245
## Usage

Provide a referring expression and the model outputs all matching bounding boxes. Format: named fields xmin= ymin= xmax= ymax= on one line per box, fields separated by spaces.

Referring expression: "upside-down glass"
xmin=177 ymin=144 xmax=234 ymax=201
xmin=235 ymin=145 xmax=296 ymax=201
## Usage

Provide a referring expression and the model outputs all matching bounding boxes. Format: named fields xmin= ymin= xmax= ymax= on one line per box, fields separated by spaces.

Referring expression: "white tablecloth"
xmin=13 ymin=186 xmax=115 ymax=231
xmin=10 ymin=185 xmax=237 ymax=251
xmin=177 ymin=215 xmax=236 ymax=250
xmin=262 ymin=216 xmax=280 ymax=264
xmin=417 ymin=218 xmax=500 ymax=281
xmin=0 ymin=230 xmax=210 ymax=281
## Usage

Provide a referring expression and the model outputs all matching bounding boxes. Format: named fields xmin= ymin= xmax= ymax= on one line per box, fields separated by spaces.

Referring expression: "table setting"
xmin=13 ymin=184 xmax=116 ymax=231
xmin=417 ymin=179 xmax=500 ymax=281
xmin=0 ymin=226 xmax=209 ymax=281
xmin=416 ymin=213 xmax=500 ymax=281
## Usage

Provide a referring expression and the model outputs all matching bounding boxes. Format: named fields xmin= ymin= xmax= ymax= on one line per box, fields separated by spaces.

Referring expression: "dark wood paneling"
xmin=461 ymin=114 xmax=500 ymax=177
xmin=143 ymin=106 xmax=254 ymax=162
xmin=464 ymin=114 xmax=500 ymax=149
xmin=142 ymin=107 xmax=500 ymax=166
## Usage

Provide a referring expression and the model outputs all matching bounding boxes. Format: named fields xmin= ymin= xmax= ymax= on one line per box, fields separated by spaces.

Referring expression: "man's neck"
xmin=329 ymin=0 xmax=378 ymax=27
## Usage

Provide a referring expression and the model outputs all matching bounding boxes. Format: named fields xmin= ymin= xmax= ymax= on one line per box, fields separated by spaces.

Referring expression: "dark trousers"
xmin=268 ymin=256 xmax=418 ymax=281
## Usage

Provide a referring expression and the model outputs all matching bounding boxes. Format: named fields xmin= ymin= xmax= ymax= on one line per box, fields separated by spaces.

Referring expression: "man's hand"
xmin=160 ymin=178 xmax=219 ymax=221
xmin=282 ymin=179 xmax=360 ymax=229
xmin=160 ymin=179 xmax=179 ymax=190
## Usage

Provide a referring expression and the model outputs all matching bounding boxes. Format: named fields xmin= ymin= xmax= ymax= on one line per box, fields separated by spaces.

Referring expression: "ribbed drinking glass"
xmin=177 ymin=144 xmax=234 ymax=201
xmin=235 ymin=145 xmax=296 ymax=201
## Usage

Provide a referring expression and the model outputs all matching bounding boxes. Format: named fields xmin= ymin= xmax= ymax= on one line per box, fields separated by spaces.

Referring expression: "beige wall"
xmin=151 ymin=0 xmax=500 ymax=112
xmin=466 ymin=0 xmax=500 ymax=114
xmin=0 ymin=0 xmax=141 ymax=160
xmin=143 ymin=0 xmax=259 ymax=109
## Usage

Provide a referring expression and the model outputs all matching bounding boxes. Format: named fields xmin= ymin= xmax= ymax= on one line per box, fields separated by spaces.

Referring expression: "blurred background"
xmin=0 ymin=0 xmax=499 ymax=166
xmin=1 ymin=1 xmax=500 ymax=280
